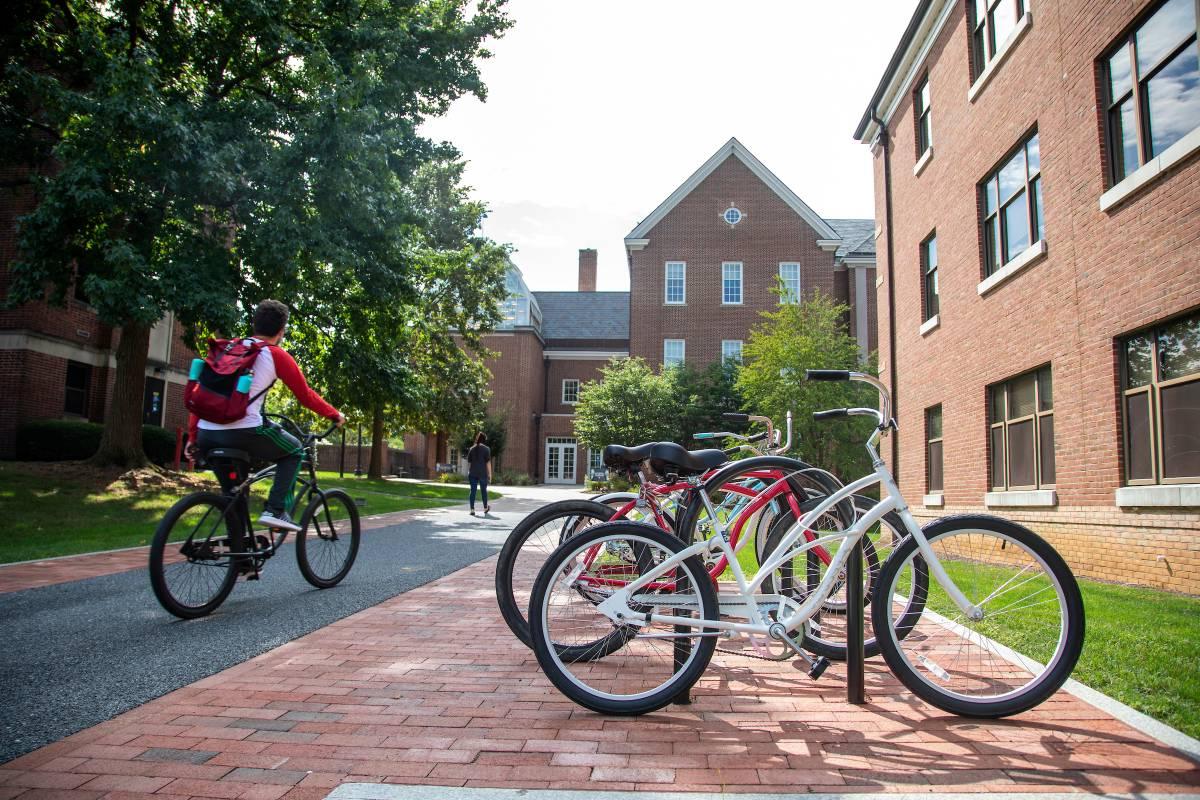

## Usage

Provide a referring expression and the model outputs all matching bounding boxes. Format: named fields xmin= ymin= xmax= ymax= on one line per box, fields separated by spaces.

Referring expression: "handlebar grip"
xmin=745 ymin=431 xmax=767 ymax=443
xmin=721 ymin=412 xmax=749 ymax=422
xmin=813 ymin=409 xmax=849 ymax=421
xmin=693 ymin=432 xmax=716 ymax=440
xmin=806 ymin=370 xmax=851 ymax=381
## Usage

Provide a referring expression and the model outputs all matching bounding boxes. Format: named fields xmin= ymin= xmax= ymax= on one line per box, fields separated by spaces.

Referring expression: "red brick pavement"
xmin=2 ymin=557 xmax=1198 ymax=797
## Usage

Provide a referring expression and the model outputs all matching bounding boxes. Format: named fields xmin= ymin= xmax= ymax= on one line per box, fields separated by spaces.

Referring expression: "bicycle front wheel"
xmin=149 ymin=492 xmax=240 ymax=619
xmin=529 ymin=522 xmax=719 ymax=715
xmin=872 ymin=515 xmax=1084 ymax=718
xmin=296 ymin=488 xmax=361 ymax=588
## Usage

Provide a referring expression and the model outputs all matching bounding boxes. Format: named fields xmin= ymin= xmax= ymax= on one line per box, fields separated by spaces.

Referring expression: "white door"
xmin=545 ymin=437 xmax=577 ymax=484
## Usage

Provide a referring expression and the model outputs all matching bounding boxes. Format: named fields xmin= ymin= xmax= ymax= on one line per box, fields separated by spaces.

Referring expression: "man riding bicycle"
xmin=186 ymin=300 xmax=344 ymax=532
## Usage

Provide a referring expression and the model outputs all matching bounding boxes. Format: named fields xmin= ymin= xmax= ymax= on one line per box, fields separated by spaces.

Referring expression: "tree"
xmin=457 ymin=411 xmax=508 ymax=468
xmin=573 ymin=358 xmax=680 ymax=455
xmin=736 ymin=291 xmax=878 ymax=479
xmin=2 ymin=0 xmax=511 ymax=466
xmin=672 ymin=360 xmax=745 ymax=447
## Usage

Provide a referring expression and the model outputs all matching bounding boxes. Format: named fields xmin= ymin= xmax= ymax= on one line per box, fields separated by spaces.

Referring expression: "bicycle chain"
xmin=632 ymin=597 xmax=799 ymax=662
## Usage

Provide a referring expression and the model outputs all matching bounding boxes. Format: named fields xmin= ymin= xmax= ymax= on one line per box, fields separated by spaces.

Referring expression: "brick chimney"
xmin=578 ymin=249 xmax=597 ymax=292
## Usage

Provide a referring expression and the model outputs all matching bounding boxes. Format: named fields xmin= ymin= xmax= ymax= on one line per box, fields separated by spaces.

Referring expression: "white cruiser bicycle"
xmin=528 ymin=370 xmax=1085 ymax=717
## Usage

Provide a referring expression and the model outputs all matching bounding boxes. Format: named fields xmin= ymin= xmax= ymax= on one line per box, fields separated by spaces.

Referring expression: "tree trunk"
xmin=367 ymin=403 xmax=386 ymax=479
xmin=91 ymin=321 xmax=152 ymax=468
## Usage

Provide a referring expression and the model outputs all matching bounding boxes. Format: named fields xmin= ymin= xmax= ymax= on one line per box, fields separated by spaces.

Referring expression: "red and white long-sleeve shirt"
xmin=189 ymin=339 xmax=339 ymax=439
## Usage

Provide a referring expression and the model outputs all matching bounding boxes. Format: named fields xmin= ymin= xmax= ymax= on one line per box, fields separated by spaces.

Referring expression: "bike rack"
xmin=847 ymin=539 xmax=866 ymax=704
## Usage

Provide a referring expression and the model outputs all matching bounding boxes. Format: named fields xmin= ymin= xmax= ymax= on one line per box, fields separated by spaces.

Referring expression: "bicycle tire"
xmin=149 ymin=492 xmax=239 ymax=619
xmin=529 ymin=521 xmax=719 ymax=715
xmin=296 ymin=488 xmax=361 ymax=588
xmin=495 ymin=499 xmax=617 ymax=649
xmin=872 ymin=514 xmax=1084 ymax=718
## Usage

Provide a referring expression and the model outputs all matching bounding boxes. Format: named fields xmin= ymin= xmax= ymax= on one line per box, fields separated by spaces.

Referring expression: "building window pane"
xmin=1106 ymin=0 xmax=1200 ymax=183
xmin=921 ymin=234 xmax=938 ymax=321
xmin=1039 ymin=414 xmax=1056 ymax=485
xmin=722 ymin=262 xmax=742 ymax=304
xmin=1161 ymin=380 xmax=1200 ymax=478
xmin=665 ymin=262 xmax=686 ymax=304
xmin=915 ymin=77 xmax=932 ymax=156
xmin=562 ymin=379 xmax=580 ymax=405
xmin=1157 ymin=312 xmax=1200 ymax=380
xmin=664 ymin=339 xmax=685 ymax=368
xmin=779 ymin=263 xmax=800 ymax=303
xmin=972 ymin=0 xmax=1025 ymax=77
xmin=980 ymin=129 xmax=1042 ymax=276
xmin=1125 ymin=392 xmax=1155 ymax=481
xmin=64 ymin=361 xmax=91 ymax=416
xmin=990 ymin=426 xmax=1006 ymax=489
xmin=926 ymin=405 xmax=943 ymax=493
xmin=721 ymin=340 xmax=743 ymax=364
xmin=990 ymin=367 xmax=1054 ymax=490
xmin=1125 ymin=334 xmax=1154 ymax=387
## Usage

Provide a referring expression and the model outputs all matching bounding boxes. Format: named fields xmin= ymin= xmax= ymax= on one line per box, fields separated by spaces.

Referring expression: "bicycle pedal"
xmin=808 ymin=656 xmax=830 ymax=680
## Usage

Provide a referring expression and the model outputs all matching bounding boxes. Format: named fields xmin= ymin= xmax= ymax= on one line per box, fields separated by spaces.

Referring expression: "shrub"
xmin=438 ymin=470 xmax=468 ymax=484
xmin=15 ymin=419 xmax=181 ymax=465
xmin=493 ymin=468 xmax=535 ymax=486
xmin=585 ymin=473 xmax=635 ymax=493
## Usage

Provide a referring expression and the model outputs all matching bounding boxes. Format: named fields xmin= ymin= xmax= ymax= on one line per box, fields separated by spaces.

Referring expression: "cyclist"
xmin=186 ymin=300 xmax=344 ymax=532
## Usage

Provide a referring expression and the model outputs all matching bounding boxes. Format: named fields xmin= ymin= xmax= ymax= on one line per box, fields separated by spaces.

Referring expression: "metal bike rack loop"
xmin=846 ymin=538 xmax=866 ymax=704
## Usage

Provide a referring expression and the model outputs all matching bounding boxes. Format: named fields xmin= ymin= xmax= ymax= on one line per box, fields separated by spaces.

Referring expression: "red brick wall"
xmin=479 ymin=330 xmax=546 ymax=477
xmin=869 ymin=0 xmax=1200 ymax=590
xmin=628 ymin=156 xmax=847 ymax=367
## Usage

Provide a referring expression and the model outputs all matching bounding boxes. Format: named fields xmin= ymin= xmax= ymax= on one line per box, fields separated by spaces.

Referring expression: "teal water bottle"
xmin=236 ymin=373 xmax=253 ymax=393
xmin=188 ymin=358 xmax=204 ymax=380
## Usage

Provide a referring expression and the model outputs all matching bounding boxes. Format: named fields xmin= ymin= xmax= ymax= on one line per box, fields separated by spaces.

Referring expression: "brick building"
xmin=855 ymin=0 xmax=1200 ymax=592
xmin=420 ymin=138 xmax=877 ymax=483
xmin=0 ymin=183 xmax=196 ymax=458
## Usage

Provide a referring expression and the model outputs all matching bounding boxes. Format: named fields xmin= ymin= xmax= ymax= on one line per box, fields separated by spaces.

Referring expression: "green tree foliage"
xmin=672 ymin=360 xmax=745 ymax=447
xmin=573 ymin=358 xmax=680 ymax=453
xmin=2 ymin=0 xmax=510 ymax=466
xmin=457 ymin=411 xmax=508 ymax=467
xmin=737 ymin=291 xmax=878 ymax=479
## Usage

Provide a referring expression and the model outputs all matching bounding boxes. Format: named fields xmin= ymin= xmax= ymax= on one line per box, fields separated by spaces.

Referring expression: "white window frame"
xmin=721 ymin=339 xmax=743 ymax=364
xmin=778 ymin=262 xmax=801 ymax=304
xmin=561 ymin=378 xmax=580 ymax=405
xmin=663 ymin=338 xmax=685 ymax=368
xmin=722 ymin=262 xmax=743 ymax=305
xmin=665 ymin=261 xmax=686 ymax=305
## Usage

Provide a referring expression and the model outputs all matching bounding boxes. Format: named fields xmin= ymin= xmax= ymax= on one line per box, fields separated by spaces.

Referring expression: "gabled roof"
xmin=532 ymin=291 xmax=630 ymax=341
xmin=828 ymin=218 xmax=877 ymax=260
xmin=624 ymin=137 xmax=840 ymax=246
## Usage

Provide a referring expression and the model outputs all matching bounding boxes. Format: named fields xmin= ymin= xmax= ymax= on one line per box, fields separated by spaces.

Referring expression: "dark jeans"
xmin=469 ymin=475 xmax=489 ymax=510
xmin=196 ymin=423 xmax=303 ymax=514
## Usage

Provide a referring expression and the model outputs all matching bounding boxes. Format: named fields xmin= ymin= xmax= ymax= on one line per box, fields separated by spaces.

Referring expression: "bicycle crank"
xmin=768 ymin=622 xmax=830 ymax=679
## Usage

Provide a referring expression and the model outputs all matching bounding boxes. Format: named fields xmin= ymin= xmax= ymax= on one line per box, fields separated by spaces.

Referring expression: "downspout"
xmin=870 ymin=106 xmax=901 ymax=478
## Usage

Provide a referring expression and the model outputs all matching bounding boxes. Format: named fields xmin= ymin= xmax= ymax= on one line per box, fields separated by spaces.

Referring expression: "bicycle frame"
xmin=592 ymin=428 xmax=983 ymax=638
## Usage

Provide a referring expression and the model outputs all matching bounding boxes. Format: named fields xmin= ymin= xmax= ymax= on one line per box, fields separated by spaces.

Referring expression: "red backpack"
xmin=184 ymin=338 xmax=273 ymax=424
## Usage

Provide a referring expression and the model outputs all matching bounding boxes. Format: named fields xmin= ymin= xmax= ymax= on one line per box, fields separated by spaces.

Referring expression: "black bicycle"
xmin=149 ymin=414 xmax=361 ymax=618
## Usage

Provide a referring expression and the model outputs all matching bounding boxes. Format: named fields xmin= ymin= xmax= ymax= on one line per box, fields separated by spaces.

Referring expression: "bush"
xmin=493 ymin=468 xmax=535 ymax=486
xmin=15 ymin=419 xmax=180 ymax=465
xmin=585 ymin=473 xmax=635 ymax=493
xmin=438 ymin=470 xmax=467 ymax=484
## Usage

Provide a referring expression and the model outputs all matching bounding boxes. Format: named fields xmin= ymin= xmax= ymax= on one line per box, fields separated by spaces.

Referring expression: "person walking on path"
xmin=467 ymin=432 xmax=492 ymax=516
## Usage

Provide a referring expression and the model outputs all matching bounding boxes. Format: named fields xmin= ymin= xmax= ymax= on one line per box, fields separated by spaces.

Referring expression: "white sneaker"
xmin=259 ymin=510 xmax=301 ymax=532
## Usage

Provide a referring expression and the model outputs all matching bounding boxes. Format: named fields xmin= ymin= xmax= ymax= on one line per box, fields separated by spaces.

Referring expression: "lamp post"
xmin=354 ymin=423 xmax=362 ymax=477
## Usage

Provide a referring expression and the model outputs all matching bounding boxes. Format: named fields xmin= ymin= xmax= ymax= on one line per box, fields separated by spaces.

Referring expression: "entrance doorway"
xmin=143 ymin=377 xmax=165 ymax=426
xmin=544 ymin=437 xmax=577 ymax=484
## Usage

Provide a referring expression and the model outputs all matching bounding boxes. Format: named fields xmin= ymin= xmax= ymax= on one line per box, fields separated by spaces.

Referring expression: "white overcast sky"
xmin=421 ymin=0 xmax=916 ymax=292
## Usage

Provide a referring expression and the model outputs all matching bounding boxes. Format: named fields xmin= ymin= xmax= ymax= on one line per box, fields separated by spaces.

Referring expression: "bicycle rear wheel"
xmin=529 ymin=522 xmax=719 ymax=715
xmin=872 ymin=515 xmax=1084 ymax=718
xmin=296 ymin=488 xmax=361 ymax=588
xmin=495 ymin=499 xmax=617 ymax=649
xmin=149 ymin=492 xmax=240 ymax=619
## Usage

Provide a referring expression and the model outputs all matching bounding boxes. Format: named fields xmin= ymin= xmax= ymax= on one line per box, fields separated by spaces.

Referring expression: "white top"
xmin=197 ymin=339 xmax=276 ymax=431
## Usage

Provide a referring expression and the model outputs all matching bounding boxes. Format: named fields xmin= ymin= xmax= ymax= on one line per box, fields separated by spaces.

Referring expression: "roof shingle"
xmin=532 ymin=291 xmax=629 ymax=341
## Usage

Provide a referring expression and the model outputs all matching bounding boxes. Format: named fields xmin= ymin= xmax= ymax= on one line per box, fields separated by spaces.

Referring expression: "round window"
xmin=723 ymin=207 xmax=742 ymax=225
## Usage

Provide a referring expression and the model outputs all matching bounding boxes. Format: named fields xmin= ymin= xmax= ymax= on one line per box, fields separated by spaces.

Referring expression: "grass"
xmin=0 ymin=463 xmax=491 ymax=564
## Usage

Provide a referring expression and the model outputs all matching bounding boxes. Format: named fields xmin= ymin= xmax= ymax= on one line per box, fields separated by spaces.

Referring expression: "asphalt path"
xmin=0 ymin=499 xmax=543 ymax=765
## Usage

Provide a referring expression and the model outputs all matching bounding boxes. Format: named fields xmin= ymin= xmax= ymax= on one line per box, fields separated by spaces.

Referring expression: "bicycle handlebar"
xmin=805 ymin=370 xmax=894 ymax=431
xmin=805 ymin=369 xmax=851 ymax=381
xmin=263 ymin=413 xmax=341 ymax=444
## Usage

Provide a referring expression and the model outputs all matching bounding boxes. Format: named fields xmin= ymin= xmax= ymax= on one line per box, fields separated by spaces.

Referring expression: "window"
xmin=980 ymin=131 xmax=1042 ymax=277
xmin=64 ymin=360 xmax=91 ymax=416
xmin=915 ymin=76 xmax=932 ymax=156
xmin=562 ymin=379 xmax=580 ymax=405
xmin=779 ymin=263 xmax=801 ymax=304
xmin=971 ymin=0 xmax=1026 ymax=79
xmin=1121 ymin=310 xmax=1200 ymax=484
xmin=921 ymin=233 xmax=939 ymax=322
xmin=989 ymin=366 xmax=1055 ymax=491
xmin=926 ymin=405 xmax=944 ymax=493
xmin=589 ymin=448 xmax=603 ymax=475
xmin=1104 ymin=0 xmax=1200 ymax=184
xmin=663 ymin=339 xmax=685 ymax=368
xmin=721 ymin=340 xmax=743 ymax=364
xmin=723 ymin=207 xmax=742 ymax=225
xmin=665 ymin=262 xmax=686 ymax=304
xmin=722 ymin=262 xmax=743 ymax=305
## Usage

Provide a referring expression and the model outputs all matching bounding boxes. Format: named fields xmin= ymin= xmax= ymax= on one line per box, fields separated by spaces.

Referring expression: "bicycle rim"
xmin=536 ymin=529 xmax=715 ymax=704
xmin=298 ymin=491 xmax=359 ymax=586
xmin=879 ymin=526 xmax=1073 ymax=705
xmin=155 ymin=496 xmax=238 ymax=614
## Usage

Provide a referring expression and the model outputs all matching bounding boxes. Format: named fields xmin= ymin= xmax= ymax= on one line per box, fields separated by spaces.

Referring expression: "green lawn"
xmin=0 ymin=463 xmax=488 ymax=564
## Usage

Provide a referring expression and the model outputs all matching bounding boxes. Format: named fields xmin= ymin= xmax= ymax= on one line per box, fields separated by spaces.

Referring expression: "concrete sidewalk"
xmin=2 ymin=554 xmax=1197 ymax=798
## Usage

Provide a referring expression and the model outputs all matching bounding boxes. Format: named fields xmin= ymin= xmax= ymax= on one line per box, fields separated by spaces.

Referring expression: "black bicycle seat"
xmin=204 ymin=447 xmax=252 ymax=464
xmin=603 ymin=442 xmax=657 ymax=469
xmin=648 ymin=442 xmax=727 ymax=477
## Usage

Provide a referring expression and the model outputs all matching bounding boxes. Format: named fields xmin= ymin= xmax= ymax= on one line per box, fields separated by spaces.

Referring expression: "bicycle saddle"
xmin=648 ymin=442 xmax=727 ymax=476
xmin=603 ymin=442 xmax=657 ymax=469
xmin=204 ymin=447 xmax=252 ymax=464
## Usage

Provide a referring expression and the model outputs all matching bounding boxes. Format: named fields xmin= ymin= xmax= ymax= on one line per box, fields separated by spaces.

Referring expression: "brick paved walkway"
xmin=3 ymin=557 xmax=1198 ymax=798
